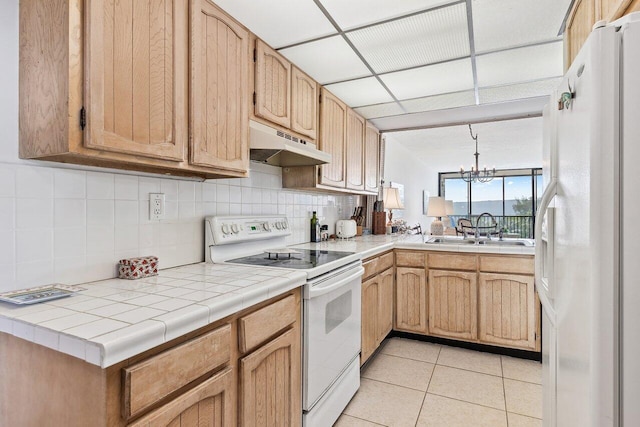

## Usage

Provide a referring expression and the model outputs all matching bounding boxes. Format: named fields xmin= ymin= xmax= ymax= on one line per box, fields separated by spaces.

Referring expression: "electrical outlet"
xmin=150 ymin=193 xmax=165 ymax=220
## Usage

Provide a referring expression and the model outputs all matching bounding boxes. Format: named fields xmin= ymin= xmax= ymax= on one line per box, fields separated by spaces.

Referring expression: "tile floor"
xmin=335 ymin=337 xmax=542 ymax=427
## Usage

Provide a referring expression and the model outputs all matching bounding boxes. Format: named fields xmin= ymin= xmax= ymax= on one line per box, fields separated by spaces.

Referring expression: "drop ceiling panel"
xmin=324 ymin=77 xmax=394 ymax=107
xmin=380 ymin=58 xmax=474 ymax=100
xmin=279 ymin=36 xmax=371 ymax=84
xmin=472 ymin=0 xmax=572 ymax=53
xmin=476 ymin=42 xmax=564 ymax=87
xmin=479 ymin=78 xmax=562 ymax=104
xmin=401 ymin=90 xmax=476 ymax=113
xmin=354 ymin=102 xmax=405 ymax=119
xmin=322 ymin=0 xmax=455 ymax=30
xmin=347 ymin=3 xmax=470 ymax=73
xmin=212 ymin=0 xmax=336 ymax=48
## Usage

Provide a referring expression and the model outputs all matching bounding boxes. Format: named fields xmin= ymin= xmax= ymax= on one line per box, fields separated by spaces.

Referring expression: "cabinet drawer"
xmin=378 ymin=251 xmax=394 ymax=272
xmin=395 ymin=251 xmax=426 ymax=267
xmin=363 ymin=257 xmax=379 ymax=280
xmin=123 ymin=324 xmax=231 ymax=420
xmin=479 ymin=255 xmax=534 ymax=275
xmin=428 ymin=253 xmax=477 ymax=271
xmin=239 ymin=294 xmax=297 ymax=354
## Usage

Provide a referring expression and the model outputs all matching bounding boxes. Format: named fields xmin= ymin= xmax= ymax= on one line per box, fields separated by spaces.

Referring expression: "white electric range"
xmin=205 ymin=215 xmax=363 ymax=426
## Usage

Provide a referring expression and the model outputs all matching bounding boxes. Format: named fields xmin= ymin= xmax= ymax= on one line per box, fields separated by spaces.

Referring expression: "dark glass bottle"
xmin=310 ymin=211 xmax=319 ymax=242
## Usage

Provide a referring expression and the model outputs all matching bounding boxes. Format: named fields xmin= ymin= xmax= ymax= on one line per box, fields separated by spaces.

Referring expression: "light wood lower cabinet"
xmin=129 ymin=367 xmax=235 ymax=427
xmin=240 ymin=328 xmax=300 ymax=427
xmin=361 ymin=275 xmax=379 ymax=364
xmin=428 ymin=270 xmax=477 ymax=341
xmin=0 ymin=289 xmax=301 ymax=427
xmin=478 ymin=273 xmax=538 ymax=350
xmin=361 ymin=252 xmax=395 ymax=365
xmin=395 ymin=267 xmax=428 ymax=334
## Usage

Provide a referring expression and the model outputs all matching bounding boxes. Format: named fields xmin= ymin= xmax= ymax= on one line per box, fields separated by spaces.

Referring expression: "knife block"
xmin=372 ymin=212 xmax=387 ymax=235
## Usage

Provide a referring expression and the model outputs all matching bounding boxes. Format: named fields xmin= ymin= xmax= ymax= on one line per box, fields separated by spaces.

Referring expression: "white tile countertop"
xmin=0 ymin=263 xmax=306 ymax=368
xmin=0 ymin=233 xmax=533 ymax=369
xmin=291 ymin=233 xmax=535 ymax=258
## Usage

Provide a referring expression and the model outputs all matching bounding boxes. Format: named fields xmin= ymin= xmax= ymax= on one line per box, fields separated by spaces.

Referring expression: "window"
xmin=439 ymin=168 xmax=542 ymax=238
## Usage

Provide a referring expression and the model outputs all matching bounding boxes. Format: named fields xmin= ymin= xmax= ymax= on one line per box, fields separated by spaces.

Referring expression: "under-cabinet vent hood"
xmin=249 ymin=120 xmax=331 ymax=167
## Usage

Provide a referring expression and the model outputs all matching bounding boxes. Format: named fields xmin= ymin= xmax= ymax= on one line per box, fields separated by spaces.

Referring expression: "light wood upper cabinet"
xmin=428 ymin=270 xmax=477 ymax=341
xmin=565 ymin=0 xmax=640 ymax=68
xmin=129 ymin=367 xmax=235 ymax=427
xmin=319 ymin=89 xmax=347 ymax=188
xmin=396 ymin=267 xmax=428 ymax=334
xmin=85 ymin=0 xmax=188 ymax=161
xmin=364 ymin=123 xmax=380 ymax=194
xmin=254 ymin=39 xmax=291 ymax=129
xmin=190 ymin=0 xmax=249 ymax=172
xmin=291 ymin=66 xmax=318 ymax=140
xmin=240 ymin=329 xmax=301 ymax=427
xmin=346 ymin=109 xmax=365 ymax=191
xmin=478 ymin=273 xmax=537 ymax=350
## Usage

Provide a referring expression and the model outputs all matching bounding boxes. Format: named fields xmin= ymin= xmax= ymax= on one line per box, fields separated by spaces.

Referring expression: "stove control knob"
xmin=275 ymin=222 xmax=282 ymax=230
xmin=262 ymin=223 xmax=271 ymax=231
xmin=282 ymin=221 xmax=288 ymax=230
xmin=231 ymin=224 xmax=240 ymax=234
xmin=221 ymin=224 xmax=230 ymax=235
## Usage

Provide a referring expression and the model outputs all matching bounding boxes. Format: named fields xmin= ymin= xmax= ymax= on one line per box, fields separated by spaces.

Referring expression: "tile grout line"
xmin=340 ymin=413 xmax=388 ymax=426
xmin=414 ymin=344 xmax=442 ymax=426
xmin=425 ymin=391 xmax=509 ymax=414
xmin=501 ymin=356 xmax=509 ymax=427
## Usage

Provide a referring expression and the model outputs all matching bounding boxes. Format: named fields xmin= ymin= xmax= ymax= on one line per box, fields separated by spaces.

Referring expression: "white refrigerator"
xmin=537 ymin=12 xmax=640 ymax=427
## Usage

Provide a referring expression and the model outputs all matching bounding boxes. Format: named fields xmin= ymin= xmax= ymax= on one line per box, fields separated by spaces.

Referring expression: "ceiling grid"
xmin=212 ymin=0 xmax=572 ymax=129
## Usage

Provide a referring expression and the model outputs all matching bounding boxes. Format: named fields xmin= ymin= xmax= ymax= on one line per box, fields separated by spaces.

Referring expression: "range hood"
xmin=249 ymin=120 xmax=331 ymax=167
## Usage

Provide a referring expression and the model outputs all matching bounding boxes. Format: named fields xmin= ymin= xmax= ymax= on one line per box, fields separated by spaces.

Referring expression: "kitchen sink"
xmin=426 ymin=237 xmax=533 ymax=246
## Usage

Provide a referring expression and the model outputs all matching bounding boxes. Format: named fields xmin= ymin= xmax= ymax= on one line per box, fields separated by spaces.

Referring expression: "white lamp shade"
xmin=383 ymin=187 xmax=404 ymax=210
xmin=426 ymin=196 xmax=447 ymax=217
xmin=445 ymin=200 xmax=454 ymax=215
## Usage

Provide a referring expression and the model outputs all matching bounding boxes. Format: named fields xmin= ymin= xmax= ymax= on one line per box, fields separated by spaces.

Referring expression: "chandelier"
xmin=459 ymin=124 xmax=495 ymax=183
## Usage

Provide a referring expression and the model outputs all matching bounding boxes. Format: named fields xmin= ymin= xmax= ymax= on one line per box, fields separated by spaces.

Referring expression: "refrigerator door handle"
xmin=535 ymin=179 xmax=557 ymax=299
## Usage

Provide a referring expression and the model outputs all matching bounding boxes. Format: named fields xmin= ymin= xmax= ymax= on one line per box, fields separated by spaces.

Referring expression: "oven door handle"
xmin=307 ymin=267 xmax=364 ymax=299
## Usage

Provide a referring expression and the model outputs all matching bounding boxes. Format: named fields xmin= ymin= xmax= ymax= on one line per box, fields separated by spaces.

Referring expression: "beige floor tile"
xmin=501 ymin=356 xmax=542 ymax=384
xmin=507 ymin=413 xmax=542 ymax=427
xmin=343 ymin=378 xmax=425 ymax=427
xmin=416 ymin=394 xmax=508 ymax=427
xmin=362 ymin=353 xmax=434 ymax=391
xmin=428 ymin=365 xmax=505 ymax=410
xmin=436 ymin=346 xmax=502 ymax=376
xmin=379 ymin=338 xmax=441 ymax=363
xmin=504 ymin=379 xmax=542 ymax=418
xmin=334 ymin=414 xmax=387 ymax=426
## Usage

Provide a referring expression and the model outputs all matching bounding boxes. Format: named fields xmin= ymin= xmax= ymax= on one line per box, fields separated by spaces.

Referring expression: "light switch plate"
xmin=150 ymin=193 xmax=165 ymax=220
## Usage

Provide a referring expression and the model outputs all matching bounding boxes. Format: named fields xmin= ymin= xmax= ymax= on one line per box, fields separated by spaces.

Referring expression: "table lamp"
xmin=426 ymin=196 xmax=447 ymax=235
xmin=383 ymin=187 xmax=404 ymax=232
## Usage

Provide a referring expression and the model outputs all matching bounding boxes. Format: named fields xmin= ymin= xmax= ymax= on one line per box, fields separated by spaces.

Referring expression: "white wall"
xmin=383 ymin=136 xmax=439 ymax=230
xmin=0 ymin=0 xmax=356 ymax=292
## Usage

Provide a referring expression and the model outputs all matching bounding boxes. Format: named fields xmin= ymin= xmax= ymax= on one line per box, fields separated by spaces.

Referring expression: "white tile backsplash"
xmin=1 ymin=159 xmax=357 ymax=293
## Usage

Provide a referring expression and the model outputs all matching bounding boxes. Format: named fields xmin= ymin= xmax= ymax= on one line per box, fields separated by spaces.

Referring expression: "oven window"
xmin=325 ymin=290 xmax=352 ymax=334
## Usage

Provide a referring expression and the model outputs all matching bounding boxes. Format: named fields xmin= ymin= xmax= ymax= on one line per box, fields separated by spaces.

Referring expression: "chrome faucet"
xmin=475 ymin=212 xmax=495 ymax=243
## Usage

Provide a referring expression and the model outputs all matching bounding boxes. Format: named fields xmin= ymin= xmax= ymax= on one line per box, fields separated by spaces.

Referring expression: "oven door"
xmin=303 ymin=262 xmax=363 ymax=411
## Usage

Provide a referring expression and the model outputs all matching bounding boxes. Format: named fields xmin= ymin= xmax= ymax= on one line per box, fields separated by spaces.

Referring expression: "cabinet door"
xmin=319 ymin=89 xmax=346 ymax=188
xmin=240 ymin=329 xmax=301 ymax=427
xmin=428 ymin=270 xmax=477 ymax=340
xmin=254 ymin=39 xmax=291 ymax=128
xmin=128 ymin=367 xmax=235 ymax=427
xmin=85 ymin=0 xmax=188 ymax=161
xmin=190 ymin=0 xmax=249 ymax=172
xmin=377 ymin=267 xmax=394 ymax=343
xmin=396 ymin=267 xmax=428 ymax=334
xmin=361 ymin=276 xmax=379 ymax=365
xmin=345 ymin=108 xmax=365 ymax=191
xmin=364 ymin=123 xmax=380 ymax=194
xmin=290 ymin=67 xmax=318 ymax=140
xmin=478 ymin=273 xmax=537 ymax=350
